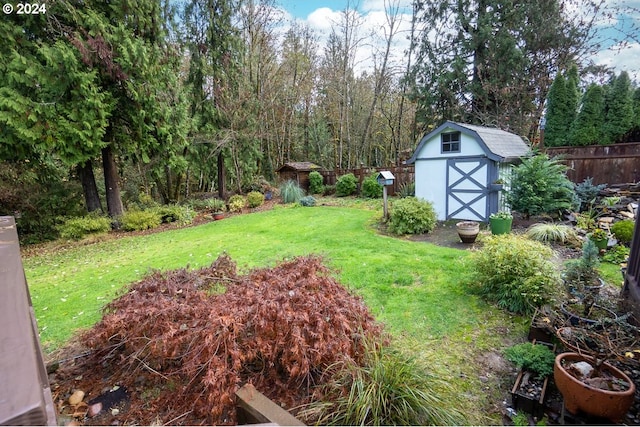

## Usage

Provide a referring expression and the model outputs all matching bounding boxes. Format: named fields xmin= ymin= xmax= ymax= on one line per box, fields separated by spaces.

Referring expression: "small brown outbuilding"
xmin=275 ymin=162 xmax=323 ymax=191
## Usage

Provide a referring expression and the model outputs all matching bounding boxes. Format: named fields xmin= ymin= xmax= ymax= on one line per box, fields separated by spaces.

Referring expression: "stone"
xmin=88 ymin=402 xmax=103 ymax=417
xmin=620 ymin=211 xmax=635 ymax=219
xmin=68 ymin=390 xmax=85 ymax=406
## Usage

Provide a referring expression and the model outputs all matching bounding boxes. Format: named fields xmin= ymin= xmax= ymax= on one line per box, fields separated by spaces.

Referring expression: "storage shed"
xmin=275 ymin=162 xmax=323 ymax=191
xmin=406 ymin=121 xmax=530 ymax=221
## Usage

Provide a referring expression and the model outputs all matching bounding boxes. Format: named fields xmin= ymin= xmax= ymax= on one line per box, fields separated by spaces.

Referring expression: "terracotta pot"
xmin=213 ymin=212 xmax=224 ymax=220
xmin=456 ymin=221 xmax=480 ymax=243
xmin=554 ymin=352 xmax=635 ymax=422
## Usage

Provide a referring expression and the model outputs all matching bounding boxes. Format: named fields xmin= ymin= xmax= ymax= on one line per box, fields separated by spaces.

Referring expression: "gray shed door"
xmin=446 ymin=157 xmax=490 ymax=221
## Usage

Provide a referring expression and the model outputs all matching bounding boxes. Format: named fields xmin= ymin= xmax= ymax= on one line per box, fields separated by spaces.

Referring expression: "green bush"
xmin=301 ymin=344 xmax=465 ymax=426
xmin=505 ymin=153 xmax=576 ymax=218
xmin=58 ymin=215 xmax=112 ymax=240
xmin=279 ymin=180 xmax=305 ymax=204
xmin=153 ymin=204 xmax=195 ymax=225
xmin=308 ymin=171 xmax=324 ymax=195
xmin=468 ymin=234 xmax=561 ymax=315
xmin=246 ymin=191 xmax=265 ymax=208
xmin=388 ymin=197 xmax=437 ymax=235
xmin=611 ymin=219 xmax=634 ymax=245
xmin=504 ymin=342 xmax=555 ymax=378
xmin=336 ymin=173 xmax=358 ymax=197
xmin=361 ymin=174 xmax=383 ymax=198
xmin=574 ymin=177 xmax=606 ymax=211
xmin=120 ymin=210 xmax=162 ymax=231
xmin=299 ymin=196 xmax=316 ymax=207
xmin=228 ymin=194 xmax=247 ymax=212
xmin=602 ymin=244 xmax=630 ymax=264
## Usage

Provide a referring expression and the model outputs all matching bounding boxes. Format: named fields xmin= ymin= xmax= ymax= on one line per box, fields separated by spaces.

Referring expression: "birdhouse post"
xmin=376 ymin=171 xmax=395 ymax=221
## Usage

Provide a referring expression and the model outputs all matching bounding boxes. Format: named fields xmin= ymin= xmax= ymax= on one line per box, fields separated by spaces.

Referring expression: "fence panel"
xmin=320 ymin=166 xmax=415 ymax=196
xmin=545 ymin=142 xmax=640 ymax=185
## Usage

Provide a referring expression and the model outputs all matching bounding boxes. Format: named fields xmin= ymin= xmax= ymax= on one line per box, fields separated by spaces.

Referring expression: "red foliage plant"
xmin=56 ymin=254 xmax=384 ymax=425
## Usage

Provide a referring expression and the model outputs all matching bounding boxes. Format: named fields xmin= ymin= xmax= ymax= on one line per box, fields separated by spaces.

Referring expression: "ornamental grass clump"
xmin=526 ymin=223 xmax=577 ymax=244
xmin=301 ymin=342 xmax=466 ymax=426
xmin=280 ymin=180 xmax=305 ymax=204
xmin=468 ymin=234 xmax=561 ymax=315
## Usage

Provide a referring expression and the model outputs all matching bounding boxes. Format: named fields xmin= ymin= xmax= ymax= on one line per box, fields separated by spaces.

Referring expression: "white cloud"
xmin=592 ymin=41 xmax=640 ymax=81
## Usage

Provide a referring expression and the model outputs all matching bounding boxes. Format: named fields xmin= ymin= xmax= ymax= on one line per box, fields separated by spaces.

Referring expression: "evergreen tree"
xmin=565 ymin=65 xmax=581 ymax=141
xmin=544 ymin=73 xmax=569 ymax=147
xmin=569 ymin=84 xmax=605 ymax=145
xmin=603 ymin=71 xmax=634 ymax=144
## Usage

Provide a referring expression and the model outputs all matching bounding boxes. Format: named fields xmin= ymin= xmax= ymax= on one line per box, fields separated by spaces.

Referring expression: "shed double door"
xmin=446 ymin=157 xmax=494 ymax=221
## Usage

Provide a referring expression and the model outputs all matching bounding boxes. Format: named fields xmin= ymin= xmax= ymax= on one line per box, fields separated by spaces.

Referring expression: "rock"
xmin=68 ymin=390 xmax=85 ymax=405
xmin=88 ymin=402 xmax=103 ymax=417
xmin=620 ymin=211 xmax=635 ymax=219
xmin=599 ymin=216 xmax=614 ymax=224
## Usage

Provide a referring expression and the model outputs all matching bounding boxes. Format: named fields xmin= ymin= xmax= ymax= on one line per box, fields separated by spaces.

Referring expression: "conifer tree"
xmin=603 ymin=71 xmax=634 ymax=144
xmin=544 ymin=73 xmax=569 ymax=147
xmin=569 ymin=84 xmax=605 ymax=145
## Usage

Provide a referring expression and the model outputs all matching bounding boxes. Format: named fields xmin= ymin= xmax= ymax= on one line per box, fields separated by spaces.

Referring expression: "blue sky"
xmin=276 ymin=0 xmax=639 ymax=81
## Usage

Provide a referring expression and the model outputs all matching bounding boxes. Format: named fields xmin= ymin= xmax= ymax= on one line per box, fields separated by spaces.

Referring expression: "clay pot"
xmin=456 ymin=221 xmax=480 ymax=243
xmin=554 ymin=352 xmax=635 ymax=422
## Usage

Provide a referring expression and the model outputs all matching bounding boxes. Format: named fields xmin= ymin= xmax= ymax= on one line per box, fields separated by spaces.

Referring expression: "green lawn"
xmin=24 ymin=203 xmax=526 ymax=424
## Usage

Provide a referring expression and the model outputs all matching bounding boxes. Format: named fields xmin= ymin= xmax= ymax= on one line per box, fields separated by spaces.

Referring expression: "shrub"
xmin=574 ymin=177 xmax=606 ymax=211
xmin=153 ymin=204 xmax=195 ymax=225
xmin=468 ymin=234 xmax=561 ymax=315
xmin=120 ymin=210 xmax=162 ymax=231
xmin=228 ymin=195 xmax=246 ymax=212
xmin=505 ymin=153 xmax=576 ymax=219
xmin=611 ymin=219 xmax=634 ymax=245
xmin=323 ymin=184 xmax=336 ymax=196
xmin=58 ymin=215 xmax=112 ymax=240
xmin=336 ymin=173 xmax=358 ymax=197
xmin=361 ymin=174 xmax=383 ymax=198
xmin=388 ymin=197 xmax=436 ymax=235
xmin=302 ymin=343 xmax=466 ymax=426
xmin=279 ymin=180 xmax=305 ymax=204
xmin=246 ymin=191 xmax=265 ymax=208
xmin=504 ymin=342 xmax=555 ymax=378
xmin=299 ymin=196 xmax=316 ymax=207
xmin=308 ymin=171 xmax=324 ymax=194
xmin=526 ymin=223 xmax=577 ymax=244
xmin=602 ymin=244 xmax=630 ymax=264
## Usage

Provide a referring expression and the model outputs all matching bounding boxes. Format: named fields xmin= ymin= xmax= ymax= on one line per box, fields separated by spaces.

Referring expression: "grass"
xmin=22 ymin=202 xmax=526 ymax=423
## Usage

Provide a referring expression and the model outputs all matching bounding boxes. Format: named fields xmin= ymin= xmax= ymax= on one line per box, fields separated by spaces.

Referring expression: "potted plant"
xmin=489 ymin=211 xmax=512 ymax=235
xmin=554 ymin=352 xmax=635 ymax=422
xmin=588 ymin=228 xmax=609 ymax=251
xmin=456 ymin=221 xmax=480 ymax=243
xmin=489 ymin=178 xmax=505 ymax=192
xmin=505 ymin=341 xmax=556 ymax=419
xmin=206 ymin=198 xmax=226 ymax=220
xmin=560 ymin=239 xmax=613 ymax=325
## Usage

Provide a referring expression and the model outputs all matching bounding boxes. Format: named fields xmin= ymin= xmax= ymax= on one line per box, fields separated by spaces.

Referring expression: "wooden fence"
xmin=545 ymin=142 xmax=640 ymax=185
xmin=320 ymin=166 xmax=415 ymax=196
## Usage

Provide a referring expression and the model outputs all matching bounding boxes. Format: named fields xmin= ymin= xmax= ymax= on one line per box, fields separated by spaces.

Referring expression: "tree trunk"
xmin=217 ymin=151 xmax=225 ymax=199
xmin=102 ymin=145 xmax=124 ymax=217
xmin=77 ymin=159 xmax=103 ymax=213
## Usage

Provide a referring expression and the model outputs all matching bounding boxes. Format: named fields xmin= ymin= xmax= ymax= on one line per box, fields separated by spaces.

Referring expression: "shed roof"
xmin=406 ymin=121 xmax=530 ymax=164
xmin=276 ymin=162 xmax=322 ymax=172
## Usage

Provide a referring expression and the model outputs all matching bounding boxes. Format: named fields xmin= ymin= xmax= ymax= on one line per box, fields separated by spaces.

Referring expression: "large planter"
xmin=456 ymin=221 xmax=480 ymax=243
xmin=554 ymin=352 xmax=635 ymax=422
xmin=560 ymin=301 xmax=617 ymax=326
xmin=489 ymin=217 xmax=512 ymax=235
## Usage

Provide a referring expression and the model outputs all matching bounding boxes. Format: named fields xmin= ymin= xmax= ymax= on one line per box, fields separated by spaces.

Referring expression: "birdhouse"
xmin=376 ymin=171 xmax=395 ymax=186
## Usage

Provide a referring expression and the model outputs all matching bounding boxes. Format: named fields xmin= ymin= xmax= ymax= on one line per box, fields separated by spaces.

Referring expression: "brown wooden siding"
xmin=320 ymin=166 xmax=415 ymax=196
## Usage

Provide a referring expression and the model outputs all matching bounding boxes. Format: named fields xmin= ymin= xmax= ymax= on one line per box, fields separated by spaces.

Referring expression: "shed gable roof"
xmin=406 ymin=121 xmax=530 ymax=164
